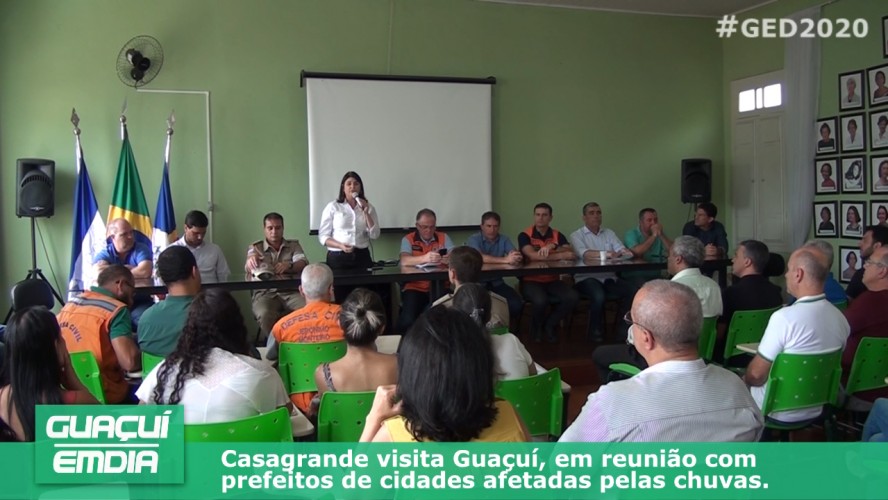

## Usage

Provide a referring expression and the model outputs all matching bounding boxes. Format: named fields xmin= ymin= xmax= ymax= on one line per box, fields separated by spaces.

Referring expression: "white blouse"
xmin=318 ymin=200 xmax=380 ymax=251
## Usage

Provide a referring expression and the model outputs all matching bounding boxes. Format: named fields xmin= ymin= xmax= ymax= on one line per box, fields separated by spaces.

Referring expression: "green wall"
xmin=0 ymin=0 xmax=726 ymax=314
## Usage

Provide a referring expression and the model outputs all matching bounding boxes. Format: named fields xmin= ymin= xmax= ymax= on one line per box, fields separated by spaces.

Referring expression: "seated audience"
xmin=841 ymin=246 xmax=888 ymax=403
xmin=58 ymin=265 xmax=141 ymax=404
xmin=744 ymin=248 xmax=850 ymax=424
xmin=714 ymin=240 xmax=784 ymax=363
xmin=452 ymin=283 xmax=536 ymax=381
xmin=560 ymin=280 xmax=762 ymax=442
xmin=313 ymin=288 xmax=397 ymax=412
xmin=269 ymin=263 xmax=344 ymax=413
xmin=0 ymin=307 xmax=98 ymax=441
xmin=863 ymin=398 xmax=888 ymax=442
xmin=846 ymin=225 xmax=888 ymax=300
xmin=137 ymin=289 xmax=289 ymax=424
xmin=591 ymin=235 xmax=722 ymax=381
xmin=137 ymin=246 xmax=201 ymax=357
xmin=433 ymin=246 xmax=509 ymax=330
xmin=360 ymin=306 xmax=530 ymax=442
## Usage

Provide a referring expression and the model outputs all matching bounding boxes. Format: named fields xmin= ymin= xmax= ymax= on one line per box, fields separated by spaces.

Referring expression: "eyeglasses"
xmin=623 ymin=311 xmax=656 ymax=337
xmin=865 ymin=258 xmax=887 ymax=268
xmin=417 ymin=224 xmax=436 ymax=231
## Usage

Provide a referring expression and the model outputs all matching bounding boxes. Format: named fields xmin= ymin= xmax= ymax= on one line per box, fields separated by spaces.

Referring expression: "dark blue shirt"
xmin=682 ymin=220 xmax=729 ymax=251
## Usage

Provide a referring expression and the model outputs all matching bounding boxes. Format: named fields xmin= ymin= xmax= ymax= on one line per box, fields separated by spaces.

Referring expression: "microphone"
xmin=354 ymin=196 xmax=364 ymax=209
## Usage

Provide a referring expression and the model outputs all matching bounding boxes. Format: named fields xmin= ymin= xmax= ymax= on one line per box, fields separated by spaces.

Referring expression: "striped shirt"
xmin=560 ymin=359 xmax=763 ymax=442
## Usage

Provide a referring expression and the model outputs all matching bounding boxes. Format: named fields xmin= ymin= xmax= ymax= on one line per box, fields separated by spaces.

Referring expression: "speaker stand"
xmin=4 ymin=217 xmax=65 ymax=323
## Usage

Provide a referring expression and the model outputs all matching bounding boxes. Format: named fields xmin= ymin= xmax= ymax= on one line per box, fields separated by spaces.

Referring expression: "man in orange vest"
xmin=518 ymin=202 xmax=579 ymax=343
xmin=397 ymin=208 xmax=454 ymax=333
xmin=268 ymin=262 xmax=344 ymax=413
xmin=57 ymin=264 xmax=142 ymax=404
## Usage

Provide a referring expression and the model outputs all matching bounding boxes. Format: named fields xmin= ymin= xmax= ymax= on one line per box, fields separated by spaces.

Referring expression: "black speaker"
xmin=681 ymin=158 xmax=711 ymax=203
xmin=16 ymin=158 xmax=55 ymax=217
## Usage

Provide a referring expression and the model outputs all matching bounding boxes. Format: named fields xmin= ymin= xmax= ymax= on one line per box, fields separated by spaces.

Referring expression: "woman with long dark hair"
xmin=0 ymin=307 xmax=97 ymax=441
xmin=137 ymin=289 xmax=290 ymax=423
xmin=318 ymin=171 xmax=380 ymax=271
xmin=359 ymin=306 xmax=529 ymax=442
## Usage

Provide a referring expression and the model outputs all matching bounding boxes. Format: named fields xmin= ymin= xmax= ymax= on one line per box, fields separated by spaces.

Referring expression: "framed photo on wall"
xmin=839 ymin=71 xmax=865 ymax=111
xmin=816 ymin=117 xmax=838 ymax=155
xmin=840 ymin=201 xmax=865 ymax=239
xmin=868 ymin=64 xmax=888 ymax=107
xmin=872 ymin=155 xmax=888 ymax=193
xmin=871 ymin=200 xmax=888 ymax=227
xmin=883 ymin=16 xmax=888 ymax=58
xmin=814 ymin=201 xmax=837 ymax=237
xmin=840 ymin=114 xmax=866 ymax=152
xmin=839 ymin=246 xmax=862 ymax=283
xmin=815 ymin=158 xmax=839 ymax=194
xmin=841 ymin=156 xmax=866 ymax=193
xmin=870 ymin=111 xmax=888 ymax=150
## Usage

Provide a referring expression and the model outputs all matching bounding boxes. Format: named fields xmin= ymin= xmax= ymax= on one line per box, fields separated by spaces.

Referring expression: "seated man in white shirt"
xmin=569 ymin=202 xmax=637 ymax=341
xmin=169 ymin=210 xmax=230 ymax=279
xmin=744 ymin=247 xmax=850 ymax=426
xmin=590 ymin=235 xmax=722 ymax=382
xmin=561 ymin=280 xmax=762 ymax=442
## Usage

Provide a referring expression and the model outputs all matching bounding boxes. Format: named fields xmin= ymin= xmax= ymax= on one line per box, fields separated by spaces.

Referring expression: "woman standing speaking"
xmin=318 ymin=171 xmax=380 ymax=272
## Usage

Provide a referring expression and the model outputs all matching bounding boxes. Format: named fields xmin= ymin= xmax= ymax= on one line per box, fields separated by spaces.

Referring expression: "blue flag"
xmin=68 ymin=142 xmax=107 ymax=296
xmin=151 ymin=155 xmax=177 ymax=260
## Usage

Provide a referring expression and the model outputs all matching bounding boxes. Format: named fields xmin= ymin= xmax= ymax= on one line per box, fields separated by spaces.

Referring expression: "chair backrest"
xmin=316 ymin=391 xmax=375 ymax=442
xmin=845 ymin=337 xmax=888 ymax=396
xmin=10 ymin=279 xmax=54 ymax=311
xmin=489 ymin=326 xmax=509 ymax=335
xmin=69 ymin=351 xmax=106 ymax=404
xmin=765 ymin=252 xmax=786 ymax=278
xmin=698 ymin=316 xmax=718 ymax=362
xmin=495 ymin=368 xmax=563 ymax=438
xmin=277 ymin=341 xmax=347 ymax=394
xmin=761 ymin=350 xmax=843 ymax=417
xmin=142 ymin=352 xmax=165 ymax=376
xmin=184 ymin=407 xmax=292 ymax=442
xmin=723 ymin=306 xmax=782 ymax=359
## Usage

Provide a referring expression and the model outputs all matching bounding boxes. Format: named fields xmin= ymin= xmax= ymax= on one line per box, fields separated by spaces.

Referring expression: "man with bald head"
xmin=560 ymin=280 xmax=762 ymax=442
xmin=796 ymin=240 xmax=849 ymax=304
xmin=744 ymin=247 xmax=850 ymax=424
xmin=94 ymin=218 xmax=154 ymax=326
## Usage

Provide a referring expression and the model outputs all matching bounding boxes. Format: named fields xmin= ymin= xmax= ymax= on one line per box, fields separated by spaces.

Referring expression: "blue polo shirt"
xmin=466 ymin=232 xmax=517 ymax=287
xmin=94 ymin=240 xmax=153 ymax=267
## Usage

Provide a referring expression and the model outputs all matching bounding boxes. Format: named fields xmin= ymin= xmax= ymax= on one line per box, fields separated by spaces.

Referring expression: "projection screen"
xmin=304 ymin=72 xmax=494 ymax=231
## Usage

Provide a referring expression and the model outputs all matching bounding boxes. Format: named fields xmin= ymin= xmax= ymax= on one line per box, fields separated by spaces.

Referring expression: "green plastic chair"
xmin=833 ymin=300 xmax=849 ymax=311
xmin=608 ymin=363 xmax=641 ymax=378
xmin=723 ymin=306 xmax=781 ymax=360
xmin=698 ymin=316 xmax=718 ymax=362
xmin=495 ymin=368 xmax=563 ymax=438
xmin=141 ymin=352 xmax=165 ymax=376
xmin=844 ymin=337 xmax=888 ymax=399
xmin=184 ymin=407 xmax=292 ymax=442
xmin=277 ymin=341 xmax=347 ymax=395
xmin=316 ymin=391 xmax=375 ymax=442
xmin=489 ymin=326 xmax=509 ymax=335
xmin=69 ymin=351 xmax=106 ymax=404
xmin=761 ymin=350 xmax=843 ymax=432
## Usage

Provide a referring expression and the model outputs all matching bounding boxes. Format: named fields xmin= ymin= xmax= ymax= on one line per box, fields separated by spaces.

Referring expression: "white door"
xmin=730 ymin=71 xmax=789 ymax=253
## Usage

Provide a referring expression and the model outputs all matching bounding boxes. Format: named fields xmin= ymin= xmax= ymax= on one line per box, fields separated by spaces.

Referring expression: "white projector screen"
xmin=305 ymin=73 xmax=494 ymax=231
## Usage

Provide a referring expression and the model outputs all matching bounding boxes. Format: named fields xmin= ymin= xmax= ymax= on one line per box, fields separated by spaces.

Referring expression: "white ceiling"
xmin=478 ymin=0 xmax=778 ymax=18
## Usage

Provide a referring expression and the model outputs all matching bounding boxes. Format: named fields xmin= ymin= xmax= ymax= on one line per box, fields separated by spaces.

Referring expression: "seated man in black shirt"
xmin=682 ymin=202 xmax=728 ymax=258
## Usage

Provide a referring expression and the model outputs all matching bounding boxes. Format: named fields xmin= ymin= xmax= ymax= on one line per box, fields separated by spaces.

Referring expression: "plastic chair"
xmin=316 ymin=391 xmax=375 ymax=442
xmin=698 ymin=316 xmax=718 ymax=362
xmin=833 ymin=300 xmax=849 ymax=311
xmin=761 ymin=350 xmax=843 ymax=433
xmin=184 ymin=407 xmax=292 ymax=442
xmin=141 ymin=352 xmax=165 ymax=376
xmin=608 ymin=363 xmax=641 ymax=378
xmin=495 ymin=368 xmax=563 ymax=438
xmin=844 ymin=337 xmax=888 ymax=399
xmin=723 ymin=306 xmax=781 ymax=360
xmin=69 ymin=351 xmax=106 ymax=404
xmin=489 ymin=326 xmax=509 ymax=335
xmin=277 ymin=341 xmax=347 ymax=395
xmin=10 ymin=278 xmax=54 ymax=311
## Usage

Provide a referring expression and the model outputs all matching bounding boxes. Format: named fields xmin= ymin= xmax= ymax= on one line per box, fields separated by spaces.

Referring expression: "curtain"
xmin=783 ymin=6 xmax=822 ymax=250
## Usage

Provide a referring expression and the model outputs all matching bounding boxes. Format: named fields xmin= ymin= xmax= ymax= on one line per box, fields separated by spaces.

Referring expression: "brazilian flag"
xmin=107 ymin=126 xmax=152 ymax=248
